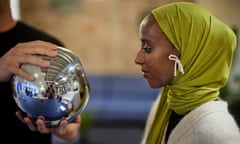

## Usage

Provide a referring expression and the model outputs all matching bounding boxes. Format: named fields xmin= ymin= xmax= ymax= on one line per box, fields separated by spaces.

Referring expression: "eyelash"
xmin=142 ymin=43 xmax=151 ymax=53
xmin=143 ymin=47 xmax=151 ymax=53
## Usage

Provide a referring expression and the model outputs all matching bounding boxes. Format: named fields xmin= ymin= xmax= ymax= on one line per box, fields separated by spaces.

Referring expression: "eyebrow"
xmin=141 ymin=39 xmax=150 ymax=43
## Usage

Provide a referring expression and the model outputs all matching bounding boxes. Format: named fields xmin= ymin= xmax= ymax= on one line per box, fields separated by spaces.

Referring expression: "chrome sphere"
xmin=12 ymin=47 xmax=90 ymax=127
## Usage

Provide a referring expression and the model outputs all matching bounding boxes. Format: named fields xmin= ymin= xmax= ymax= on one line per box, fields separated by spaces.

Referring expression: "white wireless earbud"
xmin=168 ymin=54 xmax=184 ymax=76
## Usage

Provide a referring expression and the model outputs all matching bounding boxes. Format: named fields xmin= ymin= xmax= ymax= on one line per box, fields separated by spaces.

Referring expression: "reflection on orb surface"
xmin=12 ymin=47 xmax=90 ymax=127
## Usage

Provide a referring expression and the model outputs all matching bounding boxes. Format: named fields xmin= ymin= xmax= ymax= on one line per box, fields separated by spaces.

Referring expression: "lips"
xmin=141 ymin=70 xmax=150 ymax=78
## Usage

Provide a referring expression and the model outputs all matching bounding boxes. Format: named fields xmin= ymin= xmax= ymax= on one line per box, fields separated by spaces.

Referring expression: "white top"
xmin=142 ymin=100 xmax=240 ymax=144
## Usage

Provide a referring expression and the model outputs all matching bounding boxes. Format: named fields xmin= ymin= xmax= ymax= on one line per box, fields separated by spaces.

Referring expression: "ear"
xmin=168 ymin=54 xmax=184 ymax=76
xmin=172 ymin=47 xmax=180 ymax=58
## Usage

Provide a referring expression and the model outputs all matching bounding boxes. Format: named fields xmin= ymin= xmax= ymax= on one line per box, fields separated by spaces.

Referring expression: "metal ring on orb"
xmin=11 ymin=47 xmax=90 ymax=127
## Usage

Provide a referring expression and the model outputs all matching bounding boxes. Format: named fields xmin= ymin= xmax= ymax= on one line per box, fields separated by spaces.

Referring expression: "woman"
xmin=135 ymin=2 xmax=240 ymax=144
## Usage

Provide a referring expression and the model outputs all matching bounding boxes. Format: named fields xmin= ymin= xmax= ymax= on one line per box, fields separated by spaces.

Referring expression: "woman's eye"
xmin=142 ymin=42 xmax=151 ymax=53
xmin=143 ymin=47 xmax=151 ymax=53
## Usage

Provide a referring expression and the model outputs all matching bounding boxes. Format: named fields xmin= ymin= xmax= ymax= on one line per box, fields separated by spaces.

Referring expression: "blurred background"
xmin=10 ymin=0 xmax=240 ymax=143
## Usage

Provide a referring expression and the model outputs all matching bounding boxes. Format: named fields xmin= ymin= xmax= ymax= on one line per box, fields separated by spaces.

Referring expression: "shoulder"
xmin=188 ymin=100 xmax=239 ymax=135
xmin=169 ymin=101 xmax=240 ymax=144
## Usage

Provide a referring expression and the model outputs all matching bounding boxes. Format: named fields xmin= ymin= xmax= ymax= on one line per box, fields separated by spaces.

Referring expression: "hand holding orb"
xmin=12 ymin=47 xmax=90 ymax=127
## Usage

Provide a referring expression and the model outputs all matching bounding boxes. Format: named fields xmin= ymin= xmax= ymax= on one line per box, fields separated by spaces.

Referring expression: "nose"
xmin=135 ymin=50 xmax=144 ymax=65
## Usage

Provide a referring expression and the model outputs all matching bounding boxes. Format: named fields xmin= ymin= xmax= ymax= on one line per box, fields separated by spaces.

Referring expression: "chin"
xmin=148 ymin=81 xmax=161 ymax=89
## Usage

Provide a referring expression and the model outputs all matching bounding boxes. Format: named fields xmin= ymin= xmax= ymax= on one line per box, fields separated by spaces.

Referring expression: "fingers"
xmin=24 ymin=117 xmax=38 ymax=131
xmin=36 ymin=117 xmax=50 ymax=133
xmin=71 ymin=115 xmax=81 ymax=123
xmin=11 ymin=65 xmax=35 ymax=81
xmin=35 ymin=118 xmax=68 ymax=135
xmin=16 ymin=111 xmax=38 ymax=131
xmin=58 ymin=120 xmax=67 ymax=135
xmin=14 ymin=40 xmax=57 ymax=57
xmin=0 ymin=40 xmax=58 ymax=81
xmin=15 ymin=111 xmax=25 ymax=123
xmin=16 ymin=110 xmax=81 ymax=138
xmin=23 ymin=115 xmax=50 ymax=133
xmin=11 ymin=40 xmax=57 ymax=66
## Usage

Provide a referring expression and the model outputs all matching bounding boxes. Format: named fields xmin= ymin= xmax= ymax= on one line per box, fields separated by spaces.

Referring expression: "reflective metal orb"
xmin=12 ymin=47 xmax=90 ymax=127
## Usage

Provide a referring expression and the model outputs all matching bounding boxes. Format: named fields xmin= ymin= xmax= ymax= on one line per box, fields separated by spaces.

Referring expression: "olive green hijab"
xmin=145 ymin=2 xmax=237 ymax=143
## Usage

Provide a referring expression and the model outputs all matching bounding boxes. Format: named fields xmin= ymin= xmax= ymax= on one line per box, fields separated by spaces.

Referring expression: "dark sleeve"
xmin=0 ymin=21 xmax=66 ymax=56
xmin=16 ymin=22 xmax=65 ymax=47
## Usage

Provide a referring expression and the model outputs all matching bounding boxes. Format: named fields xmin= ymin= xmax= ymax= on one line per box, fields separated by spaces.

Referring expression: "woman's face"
xmin=135 ymin=14 xmax=178 ymax=88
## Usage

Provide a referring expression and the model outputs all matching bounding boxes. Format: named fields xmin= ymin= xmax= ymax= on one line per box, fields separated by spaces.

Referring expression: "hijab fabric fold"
xmin=144 ymin=2 xmax=237 ymax=144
